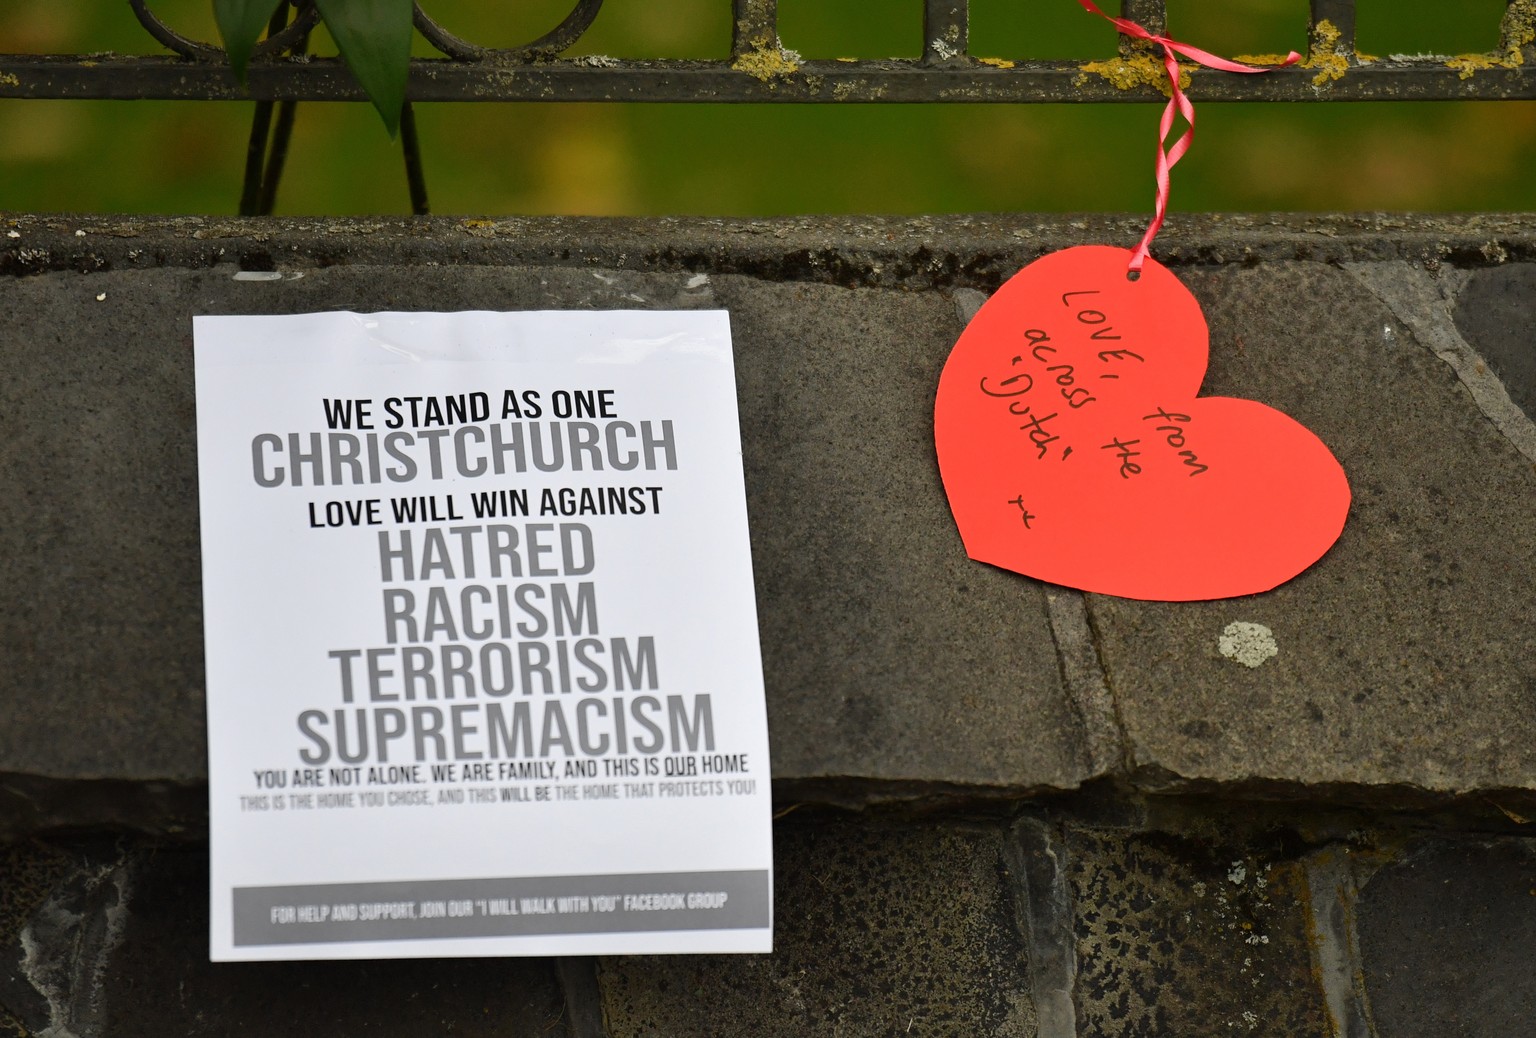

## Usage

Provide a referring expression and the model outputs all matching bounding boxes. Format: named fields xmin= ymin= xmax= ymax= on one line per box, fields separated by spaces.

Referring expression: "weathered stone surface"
xmin=5 ymin=215 xmax=1536 ymax=822
xmin=11 ymin=803 xmax=1536 ymax=1037
xmin=597 ymin=816 xmax=1035 ymax=1037
xmin=1064 ymin=821 xmax=1330 ymax=1037
xmin=1357 ymin=837 xmax=1536 ymax=1037
xmin=1455 ymin=264 xmax=1536 ymax=420
xmin=0 ymin=841 xmax=88 ymax=1036
xmin=4 ymin=212 xmax=1536 ymax=289
xmin=108 ymin=850 xmax=572 ymax=1037
xmin=0 ymin=257 xmax=1084 ymax=821
xmin=1 ymin=819 xmax=1041 ymax=1037
xmin=1 ymin=844 xmax=134 ymax=1038
xmin=1086 ymin=262 xmax=1536 ymax=797
xmin=0 ymin=843 xmax=572 ymax=1038
xmin=728 ymin=278 xmax=1074 ymax=787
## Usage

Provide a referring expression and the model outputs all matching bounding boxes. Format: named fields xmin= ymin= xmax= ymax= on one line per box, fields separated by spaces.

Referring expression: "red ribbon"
xmin=1076 ymin=1 xmax=1299 ymax=273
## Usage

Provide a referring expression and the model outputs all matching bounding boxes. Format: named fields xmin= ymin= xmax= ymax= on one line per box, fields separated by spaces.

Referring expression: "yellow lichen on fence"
xmin=732 ymin=45 xmax=801 ymax=82
xmin=1446 ymin=53 xmax=1516 ymax=80
xmin=1445 ymin=0 xmax=1530 ymax=82
xmin=1504 ymin=0 xmax=1536 ymax=51
xmin=1076 ymin=54 xmax=1188 ymax=96
xmin=1301 ymin=19 xmax=1348 ymax=87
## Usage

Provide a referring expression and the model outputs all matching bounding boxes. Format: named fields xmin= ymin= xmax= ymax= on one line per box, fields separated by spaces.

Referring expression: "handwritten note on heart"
xmin=934 ymin=246 xmax=1350 ymax=601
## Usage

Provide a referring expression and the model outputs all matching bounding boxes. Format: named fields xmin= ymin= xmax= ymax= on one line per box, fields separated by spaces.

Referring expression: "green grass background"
xmin=2 ymin=0 xmax=1532 ymax=216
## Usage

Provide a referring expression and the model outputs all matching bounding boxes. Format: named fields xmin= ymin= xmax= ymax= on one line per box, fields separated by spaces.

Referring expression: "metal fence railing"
xmin=3 ymin=1 xmax=1531 ymax=214
xmin=4 ymin=1 xmax=1532 ymax=104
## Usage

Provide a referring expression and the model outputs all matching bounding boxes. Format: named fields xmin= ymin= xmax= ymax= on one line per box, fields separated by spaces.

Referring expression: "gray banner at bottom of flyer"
xmin=232 ymin=870 xmax=771 ymax=945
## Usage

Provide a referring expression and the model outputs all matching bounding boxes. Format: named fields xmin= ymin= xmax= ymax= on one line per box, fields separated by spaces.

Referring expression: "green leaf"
xmin=314 ymin=0 xmax=414 ymax=137
xmin=213 ymin=0 xmax=285 ymax=85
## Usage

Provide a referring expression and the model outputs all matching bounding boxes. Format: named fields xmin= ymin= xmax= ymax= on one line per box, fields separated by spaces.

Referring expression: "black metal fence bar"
xmin=4 ymin=55 xmax=1533 ymax=103
xmin=922 ymin=0 xmax=970 ymax=66
xmin=731 ymin=0 xmax=781 ymax=60
xmin=1309 ymin=0 xmax=1358 ymax=55
xmin=1118 ymin=0 xmax=1168 ymax=53
xmin=1 ymin=0 xmax=1531 ymax=103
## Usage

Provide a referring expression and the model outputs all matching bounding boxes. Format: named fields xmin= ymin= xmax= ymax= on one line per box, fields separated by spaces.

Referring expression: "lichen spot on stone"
xmin=1218 ymin=622 xmax=1278 ymax=668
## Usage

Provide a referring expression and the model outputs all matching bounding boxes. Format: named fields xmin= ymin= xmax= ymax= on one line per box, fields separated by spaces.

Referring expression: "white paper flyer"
xmin=194 ymin=309 xmax=772 ymax=961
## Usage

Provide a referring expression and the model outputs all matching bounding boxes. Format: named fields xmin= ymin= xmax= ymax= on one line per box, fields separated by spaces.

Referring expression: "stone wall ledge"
xmin=9 ymin=771 xmax=1536 ymax=843
xmin=5 ymin=214 xmax=1536 ymax=835
xmin=5 ymin=795 xmax=1535 ymax=1037
xmin=4 ymin=211 xmax=1536 ymax=287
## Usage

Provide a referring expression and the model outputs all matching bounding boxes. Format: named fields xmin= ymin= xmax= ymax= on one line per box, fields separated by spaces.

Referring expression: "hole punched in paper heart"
xmin=934 ymin=246 xmax=1350 ymax=602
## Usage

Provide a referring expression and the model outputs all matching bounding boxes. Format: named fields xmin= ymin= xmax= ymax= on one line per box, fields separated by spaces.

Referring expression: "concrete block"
xmin=5 ymin=215 xmax=1536 ymax=823
xmin=0 ymin=843 xmax=572 ymax=1038
xmin=0 ymin=256 xmax=1085 ymax=831
xmin=1455 ymin=264 xmax=1536 ymax=420
xmin=1086 ymin=262 xmax=1536 ymax=798
xmin=1063 ymin=820 xmax=1329 ymax=1036
xmin=1357 ymin=837 xmax=1536 ymax=1036
xmin=596 ymin=816 xmax=1036 ymax=1037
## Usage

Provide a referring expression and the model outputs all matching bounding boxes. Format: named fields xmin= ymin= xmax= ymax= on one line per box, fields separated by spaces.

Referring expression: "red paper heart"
xmin=935 ymin=245 xmax=1350 ymax=601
